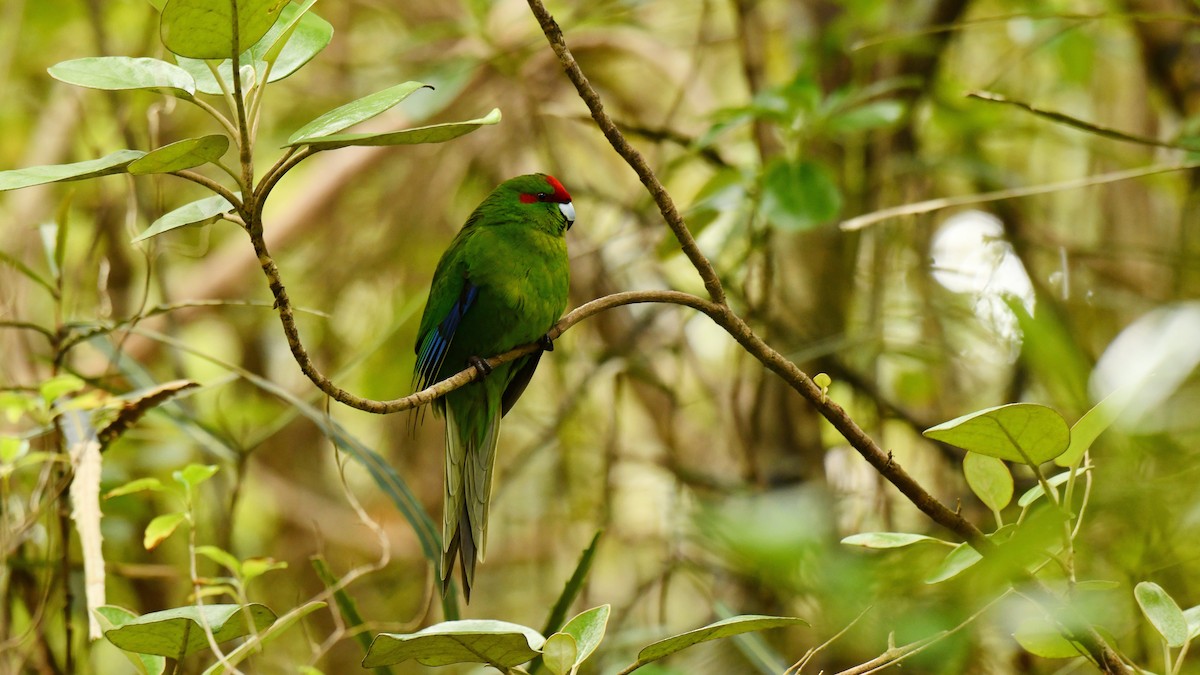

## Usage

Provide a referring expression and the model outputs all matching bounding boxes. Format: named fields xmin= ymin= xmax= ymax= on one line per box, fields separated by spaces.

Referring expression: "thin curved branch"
xmin=524 ymin=0 xmax=725 ymax=306
xmin=170 ymin=170 xmax=243 ymax=212
xmin=523 ymin=1 xmax=1128 ymax=670
xmin=253 ymin=145 xmax=315 ymax=222
xmin=0 ymin=320 xmax=56 ymax=342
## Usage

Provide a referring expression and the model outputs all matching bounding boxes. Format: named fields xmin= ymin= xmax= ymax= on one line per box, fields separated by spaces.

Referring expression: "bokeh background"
xmin=3 ymin=0 xmax=1200 ymax=672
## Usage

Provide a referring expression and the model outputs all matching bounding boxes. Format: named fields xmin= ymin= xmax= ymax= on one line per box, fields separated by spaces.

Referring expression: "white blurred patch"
xmin=1090 ymin=302 xmax=1200 ymax=432
xmin=931 ymin=211 xmax=1035 ymax=355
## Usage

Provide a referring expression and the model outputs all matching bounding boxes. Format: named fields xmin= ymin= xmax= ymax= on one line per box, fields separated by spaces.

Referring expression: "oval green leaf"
xmin=105 ymin=477 xmax=166 ymax=499
xmin=128 ymin=135 xmax=230 ymax=175
xmin=0 ymin=150 xmax=145 ymax=192
xmin=841 ymin=532 xmax=948 ymax=549
xmin=963 ymin=453 xmax=1013 ymax=512
xmin=924 ymin=403 xmax=1070 ymax=465
xmin=161 ymin=0 xmax=287 ymax=60
xmin=827 ymin=100 xmax=905 ymax=134
xmin=542 ymin=632 xmax=577 ymax=675
xmin=634 ymin=615 xmax=807 ymax=666
xmin=143 ymin=512 xmax=186 ymax=550
xmin=259 ymin=0 xmax=332 ymax=81
xmin=1185 ymin=605 xmax=1200 ymax=641
xmin=1135 ymin=581 xmax=1188 ymax=648
xmin=1013 ymin=616 xmax=1087 ymax=659
xmin=761 ymin=157 xmax=842 ymax=232
xmin=362 ymin=620 xmax=545 ymax=668
xmin=1057 ymin=383 xmax=1137 ymax=467
xmin=174 ymin=463 xmax=219 ymax=488
xmin=174 ymin=57 xmax=258 ymax=97
xmin=103 ymin=604 xmax=276 ymax=658
xmin=172 ymin=2 xmax=331 ymax=95
xmin=924 ymin=542 xmax=981 ymax=584
xmin=561 ymin=605 xmax=609 ymax=668
xmin=48 ymin=57 xmax=195 ymax=98
xmin=94 ymin=605 xmax=167 ymax=675
xmin=287 ymin=82 xmax=433 ymax=144
xmin=288 ymin=107 xmax=501 ymax=150
xmin=134 ymin=194 xmax=236 ymax=243
xmin=195 ymin=545 xmax=241 ymax=575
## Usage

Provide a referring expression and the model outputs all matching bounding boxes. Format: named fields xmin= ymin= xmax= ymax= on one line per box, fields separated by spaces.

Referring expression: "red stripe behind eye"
xmin=519 ymin=193 xmax=537 ymax=203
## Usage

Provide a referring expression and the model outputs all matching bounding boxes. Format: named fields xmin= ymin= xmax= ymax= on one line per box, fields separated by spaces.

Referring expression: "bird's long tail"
xmin=441 ymin=394 xmax=500 ymax=602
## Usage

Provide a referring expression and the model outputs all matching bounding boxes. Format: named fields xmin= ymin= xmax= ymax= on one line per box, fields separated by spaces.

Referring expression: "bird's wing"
xmin=413 ymin=262 xmax=479 ymax=392
xmin=500 ymin=351 xmax=543 ymax=417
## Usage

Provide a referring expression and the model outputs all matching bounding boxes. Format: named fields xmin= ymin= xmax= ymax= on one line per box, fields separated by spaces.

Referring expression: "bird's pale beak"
xmin=559 ymin=201 xmax=575 ymax=230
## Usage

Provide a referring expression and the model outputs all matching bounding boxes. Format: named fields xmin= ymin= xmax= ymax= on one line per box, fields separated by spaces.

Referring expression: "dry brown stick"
xmin=523 ymin=1 xmax=725 ymax=306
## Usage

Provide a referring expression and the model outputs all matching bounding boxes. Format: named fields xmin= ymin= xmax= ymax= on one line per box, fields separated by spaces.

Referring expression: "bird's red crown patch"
xmin=520 ymin=174 xmax=572 ymax=204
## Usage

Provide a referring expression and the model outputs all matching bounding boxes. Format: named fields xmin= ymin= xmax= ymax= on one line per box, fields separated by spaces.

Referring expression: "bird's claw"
xmin=539 ymin=334 xmax=555 ymax=352
xmin=468 ymin=356 xmax=493 ymax=377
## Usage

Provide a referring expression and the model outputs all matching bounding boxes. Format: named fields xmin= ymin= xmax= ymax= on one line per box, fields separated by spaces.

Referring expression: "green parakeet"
xmin=412 ymin=173 xmax=574 ymax=600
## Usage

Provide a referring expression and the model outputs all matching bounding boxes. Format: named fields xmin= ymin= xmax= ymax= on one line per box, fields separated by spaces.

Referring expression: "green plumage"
xmin=413 ymin=173 xmax=573 ymax=601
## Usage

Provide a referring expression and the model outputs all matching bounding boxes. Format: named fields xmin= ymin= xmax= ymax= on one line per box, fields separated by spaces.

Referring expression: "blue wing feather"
xmin=413 ymin=283 xmax=479 ymax=391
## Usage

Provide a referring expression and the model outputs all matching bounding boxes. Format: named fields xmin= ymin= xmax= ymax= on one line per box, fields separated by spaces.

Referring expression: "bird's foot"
xmin=539 ymin=334 xmax=555 ymax=352
xmin=468 ymin=356 xmax=493 ymax=377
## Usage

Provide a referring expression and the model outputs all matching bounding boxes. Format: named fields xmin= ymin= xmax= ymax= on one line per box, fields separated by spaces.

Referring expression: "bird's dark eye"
xmin=536 ymin=192 xmax=548 ymax=202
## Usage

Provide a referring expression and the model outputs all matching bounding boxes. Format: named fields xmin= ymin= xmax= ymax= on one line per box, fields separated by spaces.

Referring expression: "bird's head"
xmin=508 ymin=173 xmax=575 ymax=231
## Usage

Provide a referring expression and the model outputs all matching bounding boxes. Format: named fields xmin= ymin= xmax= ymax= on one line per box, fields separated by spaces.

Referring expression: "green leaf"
xmin=94 ymin=606 xmax=167 ymax=675
xmin=0 ymin=436 xmax=28 ymax=464
xmin=1075 ymin=580 xmax=1121 ymax=592
xmin=288 ymin=107 xmax=501 ymax=150
xmin=841 ymin=532 xmax=949 ymax=549
xmin=963 ymin=453 xmax=1013 ymax=512
xmin=103 ymin=604 xmax=276 ymax=658
xmin=40 ymin=374 xmax=87 ymax=403
xmin=287 ymin=82 xmax=433 ymax=144
xmin=160 ymin=0 xmax=287 ymax=60
xmin=144 ymin=512 xmax=186 ymax=550
xmin=1013 ymin=616 xmax=1087 ymax=659
xmin=105 ymin=477 xmax=166 ymax=499
xmin=1017 ymin=468 xmax=1088 ymax=508
xmin=48 ymin=57 xmax=195 ymax=98
xmin=240 ymin=557 xmax=287 ymax=584
xmin=760 ymin=157 xmax=842 ymax=232
xmin=827 ymin=100 xmax=905 ymax=134
xmin=174 ymin=1 xmax=331 ymax=95
xmin=924 ymin=542 xmax=982 ymax=584
xmin=1185 ymin=605 xmax=1200 ymax=641
xmin=633 ymin=615 xmax=807 ymax=667
xmin=560 ymin=605 xmax=609 ymax=669
xmin=1056 ymin=383 xmax=1137 ymax=467
xmin=134 ymin=194 xmax=236 ymax=243
xmin=259 ymin=0 xmax=331 ymax=81
xmin=1135 ymin=581 xmax=1188 ymax=648
xmin=541 ymin=632 xmax=577 ymax=675
xmin=174 ymin=57 xmax=257 ymax=97
xmin=362 ymin=620 xmax=545 ymax=668
xmin=195 ymin=545 xmax=241 ymax=575
xmin=924 ymin=403 xmax=1070 ymax=465
xmin=174 ymin=463 xmax=218 ymax=489
xmin=128 ymin=135 xmax=229 ymax=175
xmin=200 ymin=601 xmax=324 ymax=675
xmin=0 ymin=150 xmax=145 ymax=192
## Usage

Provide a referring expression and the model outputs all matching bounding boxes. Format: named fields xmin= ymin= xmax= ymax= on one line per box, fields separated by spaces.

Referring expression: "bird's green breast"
xmin=436 ymin=221 xmax=568 ymax=380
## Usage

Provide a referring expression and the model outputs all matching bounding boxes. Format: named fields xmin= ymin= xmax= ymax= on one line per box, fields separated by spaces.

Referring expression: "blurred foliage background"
xmin=3 ymin=0 xmax=1200 ymax=672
